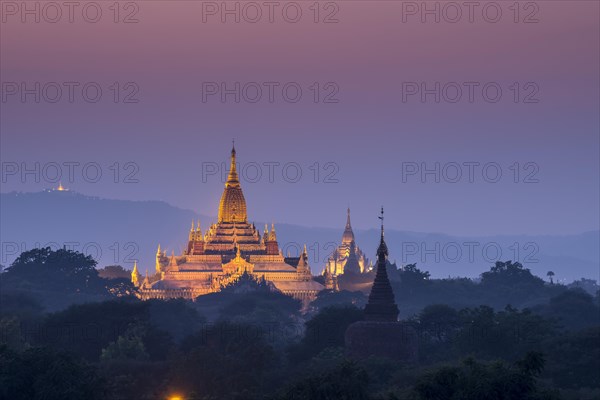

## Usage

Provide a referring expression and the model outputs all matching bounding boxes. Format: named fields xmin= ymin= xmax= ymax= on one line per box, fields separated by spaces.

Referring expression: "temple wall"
xmin=250 ymin=255 xmax=285 ymax=263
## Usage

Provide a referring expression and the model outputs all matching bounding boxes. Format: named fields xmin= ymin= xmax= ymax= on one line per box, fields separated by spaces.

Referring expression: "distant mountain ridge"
xmin=1 ymin=191 xmax=597 ymax=283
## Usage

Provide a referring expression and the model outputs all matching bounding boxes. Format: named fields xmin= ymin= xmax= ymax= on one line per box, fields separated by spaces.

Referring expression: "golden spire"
xmin=297 ymin=244 xmax=311 ymax=278
xmin=342 ymin=208 xmax=355 ymax=244
xmin=195 ymin=220 xmax=203 ymax=241
xmin=155 ymin=246 xmax=163 ymax=274
xmin=218 ymin=144 xmax=247 ymax=223
xmin=297 ymin=247 xmax=306 ymax=268
xmin=269 ymin=223 xmax=277 ymax=241
xmin=131 ymin=260 xmax=140 ymax=286
xmin=228 ymin=140 xmax=238 ymax=184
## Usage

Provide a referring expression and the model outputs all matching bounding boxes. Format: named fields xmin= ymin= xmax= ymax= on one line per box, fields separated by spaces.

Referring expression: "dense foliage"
xmin=1 ymin=249 xmax=599 ymax=399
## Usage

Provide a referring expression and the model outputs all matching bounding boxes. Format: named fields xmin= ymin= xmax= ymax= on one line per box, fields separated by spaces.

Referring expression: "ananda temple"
xmin=131 ymin=144 xmax=330 ymax=303
xmin=324 ymin=208 xmax=372 ymax=275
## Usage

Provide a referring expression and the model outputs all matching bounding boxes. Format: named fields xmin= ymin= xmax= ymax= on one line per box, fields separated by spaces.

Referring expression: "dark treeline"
xmin=1 ymin=247 xmax=599 ymax=400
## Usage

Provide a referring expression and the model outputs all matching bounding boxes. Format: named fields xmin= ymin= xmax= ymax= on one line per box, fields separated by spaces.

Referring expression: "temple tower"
xmin=265 ymin=223 xmax=279 ymax=255
xmin=296 ymin=244 xmax=312 ymax=280
xmin=218 ymin=143 xmax=247 ymax=223
xmin=345 ymin=208 xmax=417 ymax=362
xmin=363 ymin=208 xmax=399 ymax=322
xmin=191 ymin=220 xmax=205 ymax=255
xmin=325 ymin=208 xmax=370 ymax=275
xmin=186 ymin=221 xmax=195 ymax=254
xmin=131 ymin=260 xmax=141 ymax=287
xmin=138 ymin=144 xmax=326 ymax=303
xmin=342 ymin=207 xmax=355 ymax=247
xmin=155 ymin=244 xmax=163 ymax=274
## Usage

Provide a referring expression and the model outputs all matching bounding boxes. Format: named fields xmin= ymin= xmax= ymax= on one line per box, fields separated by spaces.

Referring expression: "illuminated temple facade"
xmin=324 ymin=208 xmax=372 ymax=275
xmin=132 ymin=145 xmax=326 ymax=302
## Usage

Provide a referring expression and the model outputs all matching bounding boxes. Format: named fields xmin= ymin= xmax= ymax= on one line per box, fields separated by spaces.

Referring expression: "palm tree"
xmin=546 ymin=271 xmax=555 ymax=284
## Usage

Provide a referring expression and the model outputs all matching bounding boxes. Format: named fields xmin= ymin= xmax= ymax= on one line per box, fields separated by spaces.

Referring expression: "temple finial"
xmin=226 ymin=142 xmax=239 ymax=185
xmin=297 ymin=245 xmax=307 ymax=268
xmin=377 ymin=207 xmax=388 ymax=258
xmin=269 ymin=223 xmax=277 ymax=241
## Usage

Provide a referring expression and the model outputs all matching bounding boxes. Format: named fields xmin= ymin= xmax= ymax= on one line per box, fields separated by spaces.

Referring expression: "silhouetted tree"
xmin=399 ymin=264 xmax=431 ymax=288
xmin=310 ymin=290 xmax=367 ymax=312
xmin=536 ymin=289 xmax=600 ymax=331
xmin=543 ymin=327 xmax=600 ymax=389
xmin=413 ymin=352 xmax=559 ymax=400
xmin=172 ymin=320 xmax=278 ymax=399
xmin=453 ymin=305 xmax=556 ymax=361
xmin=481 ymin=261 xmax=543 ymax=288
xmin=288 ymin=305 xmax=363 ymax=363
xmin=2 ymin=247 xmax=118 ymax=310
xmin=98 ymin=265 xmax=131 ymax=279
xmin=0 ymin=345 xmax=106 ymax=400
xmin=277 ymin=360 xmax=369 ymax=400
xmin=101 ymin=324 xmax=150 ymax=362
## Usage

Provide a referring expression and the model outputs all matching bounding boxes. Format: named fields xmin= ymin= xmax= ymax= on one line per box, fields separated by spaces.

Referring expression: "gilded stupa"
xmin=133 ymin=144 xmax=324 ymax=303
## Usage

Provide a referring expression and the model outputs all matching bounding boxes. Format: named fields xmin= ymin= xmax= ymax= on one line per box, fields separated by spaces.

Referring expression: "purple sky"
xmin=1 ymin=1 xmax=599 ymax=236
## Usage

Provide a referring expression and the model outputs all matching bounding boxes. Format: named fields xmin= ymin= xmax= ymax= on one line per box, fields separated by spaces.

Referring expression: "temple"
xmin=133 ymin=144 xmax=325 ymax=303
xmin=324 ymin=208 xmax=371 ymax=275
xmin=345 ymin=208 xmax=417 ymax=362
xmin=363 ymin=208 xmax=399 ymax=322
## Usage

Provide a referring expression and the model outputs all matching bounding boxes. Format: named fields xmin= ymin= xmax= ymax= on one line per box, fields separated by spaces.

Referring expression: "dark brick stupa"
xmin=345 ymin=208 xmax=418 ymax=362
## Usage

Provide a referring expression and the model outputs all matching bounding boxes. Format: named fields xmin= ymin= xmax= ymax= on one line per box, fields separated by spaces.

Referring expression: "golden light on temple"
xmin=133 ymin=144 xmax=327 ymax=303
xmin=56 ymin=182 xmax=66 ymax=191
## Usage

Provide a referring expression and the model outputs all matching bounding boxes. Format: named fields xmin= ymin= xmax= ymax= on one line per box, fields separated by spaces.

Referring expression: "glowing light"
xmin=169 ymin=396 xmax=183 ymax=400
xmin=56 ymin=182 xmax=67 ymax=191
